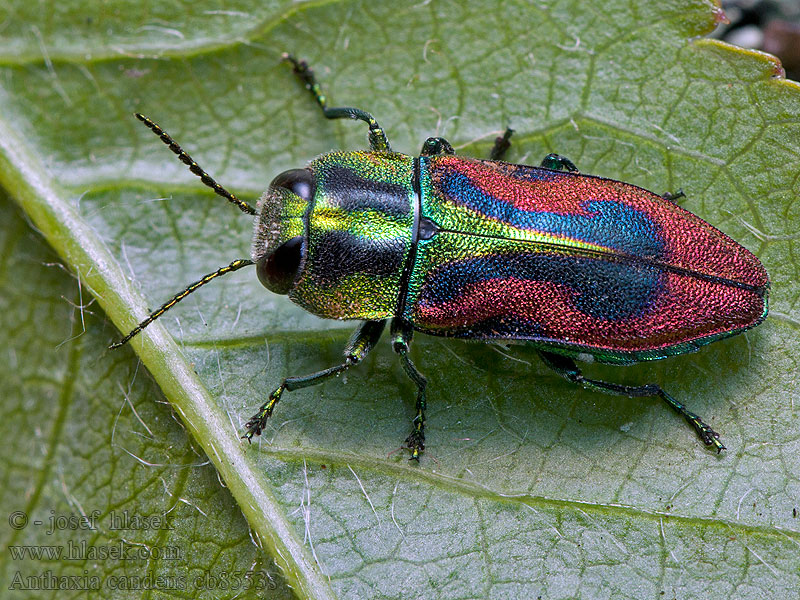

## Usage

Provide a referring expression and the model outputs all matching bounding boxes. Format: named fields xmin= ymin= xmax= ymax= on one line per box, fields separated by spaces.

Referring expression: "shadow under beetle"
xmin=112 ymin=54 xmax=769 ymax=459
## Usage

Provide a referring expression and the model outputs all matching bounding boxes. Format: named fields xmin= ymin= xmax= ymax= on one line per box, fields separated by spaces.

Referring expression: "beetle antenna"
xmin=110 ymin=258 xmax=254 ymax=349
xmin=135 ymin=113 xmax=257 ymax=216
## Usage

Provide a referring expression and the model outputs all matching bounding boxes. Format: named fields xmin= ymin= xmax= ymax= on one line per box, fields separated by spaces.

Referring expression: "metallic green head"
xmin=251 ymin=151 xmax=416 ymax=320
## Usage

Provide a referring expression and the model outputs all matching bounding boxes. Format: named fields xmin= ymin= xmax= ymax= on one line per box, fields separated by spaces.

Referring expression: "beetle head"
xmin=251 ymin=168 xmax=314 ymax=294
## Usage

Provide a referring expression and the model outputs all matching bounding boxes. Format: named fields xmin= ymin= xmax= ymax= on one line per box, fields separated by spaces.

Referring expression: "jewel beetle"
xmin=112 ymin=54 xmax=769 ymax=459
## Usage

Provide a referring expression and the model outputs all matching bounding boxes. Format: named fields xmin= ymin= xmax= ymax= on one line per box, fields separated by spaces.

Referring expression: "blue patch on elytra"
xmin=420 ymin=253 xmax=662 ymax=321
xmin=440 ymin=171 xmax=664 ymax=258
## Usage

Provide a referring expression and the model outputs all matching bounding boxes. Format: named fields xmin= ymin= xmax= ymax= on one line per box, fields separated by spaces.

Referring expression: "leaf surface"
xmin=1 ymin=1 xmax=799 ymax=598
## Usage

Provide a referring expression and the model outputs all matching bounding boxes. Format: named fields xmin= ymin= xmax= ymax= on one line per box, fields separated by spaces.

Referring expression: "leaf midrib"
xmin=0 ymin=107 xmax=337 ymax=600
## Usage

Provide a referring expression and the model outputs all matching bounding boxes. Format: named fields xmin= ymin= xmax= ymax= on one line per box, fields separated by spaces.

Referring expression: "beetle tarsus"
xmin=405 ymin=428 xmax=425 ymax=462
xmin=686 ymin=413 xmax=725 ymax=453
xmin=662 ymin=393 xmax=726 ymax=453
xmin=243 ymin=386 xmax=284 ymax=441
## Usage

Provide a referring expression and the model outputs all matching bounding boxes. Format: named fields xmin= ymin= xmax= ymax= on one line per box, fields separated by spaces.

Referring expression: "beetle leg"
xmin=420 ymin=137 xmax=455 ymax=157
xmin=283 ymin=53 xmax=392 ymax=152
xmin=537 ymin=351 xmax=725 ymax=452
xmin=242 ymin=320 xmax=386 ymax=441
xmin=390 ymin=319 xmax=428 ymax=460
xmin=661 ymin=189 xmax=685 ymax=203
xmin=490 ymin=128 xmax=514 ymax=160
xmin=541 ymin=153 xmax=579 ymax=173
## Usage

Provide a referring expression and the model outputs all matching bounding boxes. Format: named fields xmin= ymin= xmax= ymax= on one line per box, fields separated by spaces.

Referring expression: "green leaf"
xmin=1 ymin=1 xmax=799 ymax=598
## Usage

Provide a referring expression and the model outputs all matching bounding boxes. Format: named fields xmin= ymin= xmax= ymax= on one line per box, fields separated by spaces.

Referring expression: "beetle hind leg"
xmin=243 ymin=320 xmax=386 ymax=441
xmin=391 ymin=319 xmax=428 ymax=460
xmin=537 ymin=351 xmax=725 ymax=452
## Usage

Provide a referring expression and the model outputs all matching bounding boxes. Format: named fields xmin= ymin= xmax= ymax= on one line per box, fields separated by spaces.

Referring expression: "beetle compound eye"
xmin=256 ymin=236 xmax=303 ymax=295
xmin=270 ymin=168 xmax=315 ymax=201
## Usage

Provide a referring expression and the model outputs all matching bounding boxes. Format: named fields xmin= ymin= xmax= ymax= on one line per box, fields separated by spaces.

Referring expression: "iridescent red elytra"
xmin=112 ymin=55 xmax=769 ymax=459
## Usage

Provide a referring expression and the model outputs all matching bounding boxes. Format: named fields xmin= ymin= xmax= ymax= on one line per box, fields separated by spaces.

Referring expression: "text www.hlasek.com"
xmin=8 ymin=540 xmax=180 ymax=561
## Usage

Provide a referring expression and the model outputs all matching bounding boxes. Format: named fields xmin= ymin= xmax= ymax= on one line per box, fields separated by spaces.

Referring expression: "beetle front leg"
xmin=243 ymin=320 xmax=386 ymax=441
xmin=283 ymin=53 xmax=392 ymax=152
xmin=537 ymin=350 xmax=725 ymax=452
xmin=541 ymin=153 xmax=579 ymax=172
xmin=390 ymin=319 xmax=428 ymax=460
